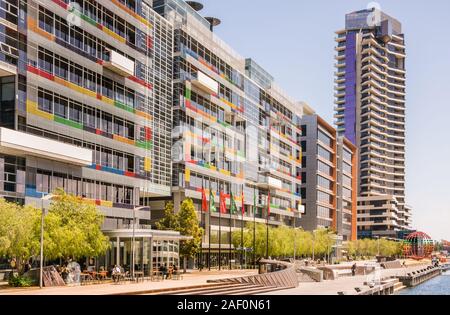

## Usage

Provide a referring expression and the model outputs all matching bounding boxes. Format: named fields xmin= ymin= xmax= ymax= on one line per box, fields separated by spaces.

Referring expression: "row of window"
xmin=55 ymin=0 xmax=140 ymax=43
xmin=177 ymin=30 xmax=297 ymax=123
xmin=37 ymin=87 xmax=148 ymax=142
xmin=36 ymin=169 xmax=136 ymax=204
xmin=35 ymin=46 xmax=147 ymax=111
xmin=19 ymin=120 xmax=149 ymax=178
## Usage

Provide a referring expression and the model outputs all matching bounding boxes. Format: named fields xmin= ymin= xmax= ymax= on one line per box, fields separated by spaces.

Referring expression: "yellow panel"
xmin=185 ymin=168 xmax=190 ymax=182
xmin=102 ymin=96 xmax=115 ymax=106
xmin=144 ymin=157 xmax=152 ymax=172
xmin=100 ymin=200 xmax=113 ymax=208
xmin=27 ymin=100 xmax=54 ymax=121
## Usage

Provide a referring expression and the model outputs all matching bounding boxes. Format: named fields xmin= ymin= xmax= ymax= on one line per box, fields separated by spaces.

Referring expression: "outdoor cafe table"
xmin=134 ymin=271 xmax=144 ymax=282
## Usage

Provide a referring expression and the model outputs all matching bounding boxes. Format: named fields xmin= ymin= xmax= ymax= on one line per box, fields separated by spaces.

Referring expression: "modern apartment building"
xmin=0 ymin=0 xmax=173 ymax=231
xmin=152 ymin=0 xmax=304 ymax=267
xmin=300 ymin=105 xmax=357 ymax=242
xmin=334 ymin=8 xmax=412 ymax=238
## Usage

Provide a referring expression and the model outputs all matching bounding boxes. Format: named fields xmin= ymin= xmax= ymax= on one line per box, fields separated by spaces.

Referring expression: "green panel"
xmin=114 ymin=101 xmax=135 ymax=113
xmin=54 ymin=116 xmax=83 ymax=130
xmin=185 ymin=88 xmax=191 ymax=100
xmin=81 ymin=14 xmax=97 ymax=27
xmin=136 ymin=140 xmax=153 ymax=150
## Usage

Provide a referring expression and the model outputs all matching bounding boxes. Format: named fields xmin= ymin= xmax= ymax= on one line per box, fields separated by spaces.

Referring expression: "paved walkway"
xmin=0 ymin=270 xmax=257 ymax=295
xmin=262 ymin=265 xmax=429 ymax=295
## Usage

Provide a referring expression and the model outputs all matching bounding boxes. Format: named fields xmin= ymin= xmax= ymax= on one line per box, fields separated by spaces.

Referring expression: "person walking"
xmin=351 ymin=263 xmax=357 ymax=276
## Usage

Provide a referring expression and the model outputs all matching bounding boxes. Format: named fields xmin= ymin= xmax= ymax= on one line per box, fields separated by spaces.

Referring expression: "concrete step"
xmin=393 ymin=280 xmax=406 ymax=292
xmin=126 ymin=282 xmax=240 ymax=295
xmin=226 ymin=286 xmax=288 ymax=296
xmin=164 ymin=283 xmax=258 ymax=295
xmin=201 ymin=285 xmax=273 ymax=296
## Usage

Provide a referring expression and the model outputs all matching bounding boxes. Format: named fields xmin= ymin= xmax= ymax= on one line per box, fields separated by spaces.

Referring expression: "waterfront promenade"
xmin=262 ymin=265 xmax=426 ymax=295
xmin=0 ymin=260 xmax=432 ymax=295
xmin=0 ymin=270 xmax=258 ymax=296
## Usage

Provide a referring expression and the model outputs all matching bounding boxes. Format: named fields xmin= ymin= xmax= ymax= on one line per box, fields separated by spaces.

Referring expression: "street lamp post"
xmin=312 ymin=230 xmax=316 ymax=262
xmin=39 ymin=193 xmax=54 ymax=289
xmin=132 ymin=206 xmax=148 ymax=281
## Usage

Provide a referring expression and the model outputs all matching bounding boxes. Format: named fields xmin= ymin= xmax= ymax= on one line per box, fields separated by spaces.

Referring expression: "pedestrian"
xmin=351 ymin=263 xmax=357 ymax=276
xmin=112 ymin=264 xmax=121 ymax=283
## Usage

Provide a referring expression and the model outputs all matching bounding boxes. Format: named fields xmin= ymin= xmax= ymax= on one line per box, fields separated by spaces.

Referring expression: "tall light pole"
xmin=312 ymin=230 xmax=316 ymax=262
xmin=132 ymin=206 xmax=148 ymax=281
xmin=40 ymin=193 xmax=54 ymax=289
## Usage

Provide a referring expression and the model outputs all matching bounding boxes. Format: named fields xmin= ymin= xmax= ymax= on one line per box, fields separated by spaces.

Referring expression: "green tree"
xmin=156 ymin=202 xmax=179 ymax=231
xmin=178 ymin=199 xmax=204 ymax=271
xmin=156 ymin=199 xmax=204 ymax=272
xmin=0 ymin=199 xmax=40 ymax=275
xmin=43 ymin=189 xmax=109 ymax=261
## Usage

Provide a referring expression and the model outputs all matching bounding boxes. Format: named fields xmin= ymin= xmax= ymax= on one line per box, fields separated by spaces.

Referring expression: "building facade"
xmin=0 ymin=0 xmax=176 ymax=271
xmin=334 ymin=8 xmax=412 ymax=238
xmin=300 ymin=105 xmax=357 ymax=242
xmin=152 ymin=0 xmax=304 ymax=268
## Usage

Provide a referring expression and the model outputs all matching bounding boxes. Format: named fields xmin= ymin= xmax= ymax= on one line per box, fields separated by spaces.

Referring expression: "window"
xmin=343 ymin=162 xmax=352 ymax=174
xmin=343 ymin=148 xmax=352 ymax=162
xmin=317 ymin=206 xmax=331 ymax=219
xmin=54 ymin=96 xmax=68 ymax=118
xmin=317 ymin=191 xmax=333 ymax=204
xmin=318 ymin=145 xmax=332 ymax=161
xmin=69 ymin=102 xmax=82 ymax=123
xmin=343 ymin=175 xmax=352 ymax=188
xmin=38 ymin=89 xmax=52 ymax=113
xmin=317 ymin=175 xmax=333 ymax=190
xmin=318 ymin=130 xmax=332 ymax=147
xmin=318 ymin=160 xmax=332 ymax=176
xmin=301 ymin=125 xmax=307 ymax=136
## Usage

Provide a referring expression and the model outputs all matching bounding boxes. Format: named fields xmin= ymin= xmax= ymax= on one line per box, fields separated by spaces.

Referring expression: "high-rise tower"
xmin=334 ymin=8 xmax=412 ymax=238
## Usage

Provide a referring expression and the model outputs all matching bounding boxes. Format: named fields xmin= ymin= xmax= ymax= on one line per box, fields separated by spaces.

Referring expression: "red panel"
xmin=27 ymin=65 xmax=39 ymax=75
xmin=52 ymin=0 xmax=68 ymax=9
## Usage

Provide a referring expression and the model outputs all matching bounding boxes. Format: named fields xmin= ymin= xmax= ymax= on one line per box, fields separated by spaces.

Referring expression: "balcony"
xmin=257 ymin=175 xmax=282 ymax=190
xmin=103 ymin=50 xmax=135 ymax=77
xmin=0 ymin=127 xmax=92 ymax=166
xmin=192 ymin=71 xmax=219 ymax=95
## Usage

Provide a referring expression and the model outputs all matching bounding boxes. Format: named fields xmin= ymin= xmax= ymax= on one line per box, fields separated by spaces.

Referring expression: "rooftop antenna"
xmin=205 ymin=17 xmax=221 ymax=32
xmin=186 ymin=1 xmax=204 ymax=11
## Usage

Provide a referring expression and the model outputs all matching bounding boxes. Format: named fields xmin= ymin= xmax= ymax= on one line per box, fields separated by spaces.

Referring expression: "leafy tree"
xmin=0 ymin=199 xmax=40 ymax=275
xmin=177 ymin=199 xmax=204 ymax=271
xmin=156 ymin=199 xmax=204 ymax=271
xmin=43 ymin=189 xmax=109 ymax=261
xmin=156 ymin=202 xmax=179 ymax=231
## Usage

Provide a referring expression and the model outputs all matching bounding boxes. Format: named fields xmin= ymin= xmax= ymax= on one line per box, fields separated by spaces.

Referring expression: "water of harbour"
xmin=397 ymin=270 xmax=450 ymax=295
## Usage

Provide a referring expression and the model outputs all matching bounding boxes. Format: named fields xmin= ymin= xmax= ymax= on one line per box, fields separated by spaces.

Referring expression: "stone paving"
xmin=0 ymin=270 xmax=258 ymax=295
xmin=262 ymin=265 xmax=428 ymax=295
xmin=0 ymin=262 xmax=431 ymax=295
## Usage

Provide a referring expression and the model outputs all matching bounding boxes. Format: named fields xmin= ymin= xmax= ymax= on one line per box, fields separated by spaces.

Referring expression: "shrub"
xmin=8 ymin=275 xmax=34 ymax=287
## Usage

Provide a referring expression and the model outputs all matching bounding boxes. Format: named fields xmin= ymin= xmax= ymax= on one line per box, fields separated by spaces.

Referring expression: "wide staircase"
xmin=392 ymin=279 xmax=406 ymax=293
xmin=140 ymin=259 xmax=299 ymax=296
xmin=152 ymin=282 xmax=285 ymax=295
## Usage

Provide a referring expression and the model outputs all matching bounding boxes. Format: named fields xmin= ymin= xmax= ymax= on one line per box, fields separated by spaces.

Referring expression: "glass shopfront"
xmin=98 ymin=230 xmax=186 ymax=276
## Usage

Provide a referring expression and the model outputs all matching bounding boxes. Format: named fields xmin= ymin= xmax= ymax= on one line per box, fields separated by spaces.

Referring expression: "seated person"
xmin=111 ymin=265 xmax=122 ymax=283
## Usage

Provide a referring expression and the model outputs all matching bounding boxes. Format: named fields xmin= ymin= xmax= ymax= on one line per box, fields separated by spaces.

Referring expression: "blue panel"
xmin=344 ymin=32 xmax=357 ymax=145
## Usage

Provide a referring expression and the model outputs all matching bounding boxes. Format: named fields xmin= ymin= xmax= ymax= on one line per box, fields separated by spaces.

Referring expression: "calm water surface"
xmin=398 ymin=270 xmax=450 ymax=295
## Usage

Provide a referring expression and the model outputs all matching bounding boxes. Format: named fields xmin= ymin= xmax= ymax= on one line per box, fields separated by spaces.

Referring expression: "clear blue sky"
xmin=200 ymin=0 xmax=450 ymax=241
